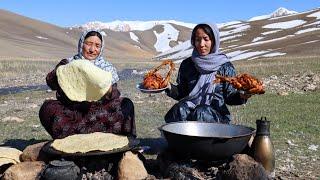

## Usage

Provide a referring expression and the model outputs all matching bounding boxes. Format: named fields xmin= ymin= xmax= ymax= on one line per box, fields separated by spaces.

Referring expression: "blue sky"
xmin=0 ymin=0 xmax=319 ymax=27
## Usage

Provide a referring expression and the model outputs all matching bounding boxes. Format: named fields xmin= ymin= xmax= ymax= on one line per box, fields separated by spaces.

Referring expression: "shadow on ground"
xmin=0 ymin=138 xmax=49 ymax=151
xmin=0 ymin=85 xmax=48 ymax=95
xmin=0 ymin=137 xmax=167 ymax=154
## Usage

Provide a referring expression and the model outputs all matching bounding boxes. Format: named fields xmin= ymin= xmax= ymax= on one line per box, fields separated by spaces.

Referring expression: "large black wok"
xmin=159 ymin=122 xmax=255 ymax=161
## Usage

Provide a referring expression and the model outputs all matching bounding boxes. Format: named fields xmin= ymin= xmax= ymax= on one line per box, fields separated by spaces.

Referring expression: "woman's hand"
xmin=106 ymin=85 xmax=113 ymax=97
xmin=166 ymin=83 xmax=172 ymax=91
xmin=164 ymin=83 xmax=172 ymax=95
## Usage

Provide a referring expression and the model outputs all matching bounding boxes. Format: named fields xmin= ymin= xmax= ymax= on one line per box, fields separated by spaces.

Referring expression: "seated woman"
xmin=39 ymin=30 xmax=136 ymax=139
xmin=165 ymin=23 xmax=251 ymax=124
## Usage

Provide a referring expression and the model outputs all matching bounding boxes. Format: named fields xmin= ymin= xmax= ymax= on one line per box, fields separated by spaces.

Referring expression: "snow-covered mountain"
xmin=249 ymin=7 xmax=298 ymax=21
xmin=74 ymin=20 xmax=196 ymax=32
xmin=0 ymin=7 xmax=319 ymax=61
xmin=71 ymin=7 xmax=320 ymax=61
xmin=155 ymin=7 xmax=320 ymax=61
xmin=73 ymin=20 xmax=196 ymax=53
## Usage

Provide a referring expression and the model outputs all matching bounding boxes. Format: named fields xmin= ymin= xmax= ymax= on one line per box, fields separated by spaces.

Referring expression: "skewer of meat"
xmin=214 ymin=73 xmax=265 ymax=95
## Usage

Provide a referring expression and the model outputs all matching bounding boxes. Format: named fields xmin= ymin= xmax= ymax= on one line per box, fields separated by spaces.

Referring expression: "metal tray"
xmin=136 ymin=83 xmax=168 ymax=93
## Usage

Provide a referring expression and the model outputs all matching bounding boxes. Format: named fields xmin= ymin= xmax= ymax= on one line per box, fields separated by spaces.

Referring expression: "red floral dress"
xmin=39 ymin=59 xmax=136 ymax=139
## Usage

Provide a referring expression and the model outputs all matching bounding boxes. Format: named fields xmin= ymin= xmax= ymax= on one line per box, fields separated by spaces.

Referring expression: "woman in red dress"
xmin=39 ymin=30 xmax=136 ymax=139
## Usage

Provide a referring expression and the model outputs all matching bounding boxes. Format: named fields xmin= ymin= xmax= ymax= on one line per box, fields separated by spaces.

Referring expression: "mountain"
xmin=74 ymin=20 xmax=195 ymax=32
xmin=0 ymin=9 xmax=79 ymax=59
xmin=249 ymin=7 xmax=298 ymax=21
xmin=0 ymin=10 xmax=157 ymax=60
xmin=74 ymin=20 xmax=195 ymax=56
xmin=270 ymin=7 xmax=298 ymax=18
xmin=156 ymin=7 xmax=320 ymax=61
xmin=0 ymin=7 xmax=319 ymax=62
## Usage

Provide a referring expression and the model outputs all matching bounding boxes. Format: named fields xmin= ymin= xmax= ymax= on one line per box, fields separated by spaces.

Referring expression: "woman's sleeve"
xmin=165 ymin=83 xmax=179 ymax=100
xmin=165 ymin=62 xmax=188 ymax=100
xmin=102 ymin=83 xmax=120 ymax=102
xmin=46 ymin=59 xmax=69 ymax=90
xmin=111 ymin=65 xmax=120 ymax=84
xmin=219 ymin=62 xmax=246 ymax=105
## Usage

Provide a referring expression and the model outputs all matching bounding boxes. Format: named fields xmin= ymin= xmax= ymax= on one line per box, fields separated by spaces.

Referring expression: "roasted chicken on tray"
xmin=143 ymin=60 xmax=175 ymax=90
xmin=214 ymin=73 xmax=265 ymax=94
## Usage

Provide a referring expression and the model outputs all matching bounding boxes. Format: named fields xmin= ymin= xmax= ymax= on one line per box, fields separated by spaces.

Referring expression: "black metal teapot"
xmin=41 ymin=160 xmax=80 ymax=180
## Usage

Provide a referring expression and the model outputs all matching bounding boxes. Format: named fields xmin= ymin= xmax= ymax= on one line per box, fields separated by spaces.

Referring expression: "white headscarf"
xmin=68 ymin=29 xmax=119 ymax=84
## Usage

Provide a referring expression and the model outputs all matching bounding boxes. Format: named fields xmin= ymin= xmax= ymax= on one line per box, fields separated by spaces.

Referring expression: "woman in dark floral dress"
xmin=39 ymin=30 xmax=136 ymax=139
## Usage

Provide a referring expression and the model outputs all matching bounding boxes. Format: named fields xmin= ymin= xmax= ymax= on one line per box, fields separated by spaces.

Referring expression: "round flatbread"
xmin=56 ymin=59 xmax=112 ymax=102
xmin=0 ymin=158 xmax=17 ymax=166
xmin=0 ymin=147 xmax=22 ymax=166
xmin=50 ymin=132 xmax=129 ymax=154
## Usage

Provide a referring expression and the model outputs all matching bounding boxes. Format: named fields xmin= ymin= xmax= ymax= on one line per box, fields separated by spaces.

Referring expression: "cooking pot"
xmin=159 ymin=122 xmax=255 ymax=161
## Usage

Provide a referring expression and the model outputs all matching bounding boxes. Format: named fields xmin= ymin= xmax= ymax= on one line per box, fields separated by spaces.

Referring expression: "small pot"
xmin=41 ymin=160 xmax=80 ymax=180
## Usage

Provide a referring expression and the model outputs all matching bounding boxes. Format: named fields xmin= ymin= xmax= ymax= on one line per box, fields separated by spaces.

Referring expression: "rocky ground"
xmin=262 ymin=71 xmax=320 ymax=95
xmin=0 ymin=69 xmax=319 ymax=179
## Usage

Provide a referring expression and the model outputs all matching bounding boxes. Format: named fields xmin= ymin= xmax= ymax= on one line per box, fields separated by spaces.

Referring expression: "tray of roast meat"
xmin=214 ymin=73 xmax=265 ymax=95
xmin=137 ymin=60 xmax=175 ymax=93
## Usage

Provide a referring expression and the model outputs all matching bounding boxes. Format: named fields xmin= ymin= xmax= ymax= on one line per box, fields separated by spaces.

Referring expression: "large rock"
xmin=20 ymin=141 xmax=49 ymax=162
xmin=2 ymin=161 xmax=45 ymax=180
xmin=118 ymin=151 xmax=148 ymax=180
xmin=218 ymin=154 xmax=269 ymax=180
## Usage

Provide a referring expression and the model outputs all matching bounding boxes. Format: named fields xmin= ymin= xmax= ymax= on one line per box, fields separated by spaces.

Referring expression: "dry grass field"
xmin=0 ymin=56 xmax=319 ymax=179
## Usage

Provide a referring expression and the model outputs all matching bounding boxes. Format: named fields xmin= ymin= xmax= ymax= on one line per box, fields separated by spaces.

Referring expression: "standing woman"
xmin=39 ymin=30 xmax=136 ymax=139
xmin=165 ymin=23 xmax=251 ymax=123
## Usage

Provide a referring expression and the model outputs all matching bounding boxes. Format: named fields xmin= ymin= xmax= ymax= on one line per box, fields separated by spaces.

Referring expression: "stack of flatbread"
xmin=57 ymin=59 xmax=112 ymax=102
xmin=0 ymin=147 xmax=22 ymax=166
xmin=50 ymin=132 xmax=129 ymax=154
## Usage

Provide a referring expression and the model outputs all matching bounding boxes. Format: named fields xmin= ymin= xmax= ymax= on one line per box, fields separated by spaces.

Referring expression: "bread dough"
xmin=57 ymin=60 xmax=112 ymax=102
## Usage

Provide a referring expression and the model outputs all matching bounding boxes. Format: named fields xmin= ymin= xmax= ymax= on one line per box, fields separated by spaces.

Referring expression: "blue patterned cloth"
xmin=68 ymin=29 xmax=119 ymax=84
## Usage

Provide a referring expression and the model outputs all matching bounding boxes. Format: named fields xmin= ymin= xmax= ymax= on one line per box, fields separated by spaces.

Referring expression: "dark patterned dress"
xmin=39 ymin=59 xmax=136 ymax=139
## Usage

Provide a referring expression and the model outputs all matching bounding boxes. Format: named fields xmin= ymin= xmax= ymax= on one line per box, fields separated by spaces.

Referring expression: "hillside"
xmin=156 ymin=8 xmax=320 ymax=61
xmin=0 ymin=9 xmax=154 ymax=61
xmin=0 ymin=9 xmax=78 ymax=59
xmin=0 ymin=7 xmax=319 ymax=61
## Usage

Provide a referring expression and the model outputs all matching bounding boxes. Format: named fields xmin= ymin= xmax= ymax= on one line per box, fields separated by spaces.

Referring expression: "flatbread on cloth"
xmin=50 ymin=132 xmax=129 ymax=154
xmin=56 ymin=59 xmax=112 ymax=102
xmin=0 ymin=147 xmax=22 ymax=166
